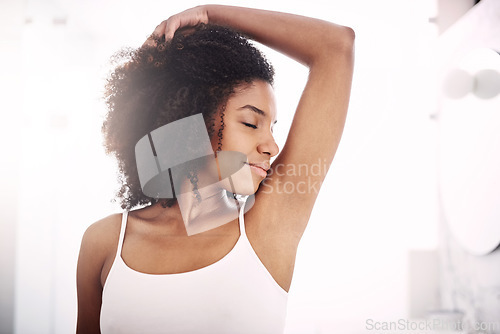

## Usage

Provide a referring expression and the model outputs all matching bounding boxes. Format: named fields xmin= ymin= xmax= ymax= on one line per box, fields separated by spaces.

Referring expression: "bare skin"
xmin=77 ymin=5 xmax=354 ymax=333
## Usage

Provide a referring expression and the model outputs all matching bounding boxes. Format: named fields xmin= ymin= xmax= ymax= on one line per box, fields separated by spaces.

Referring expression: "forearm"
xmin=204 ymin=4 xmax=354 ymax=67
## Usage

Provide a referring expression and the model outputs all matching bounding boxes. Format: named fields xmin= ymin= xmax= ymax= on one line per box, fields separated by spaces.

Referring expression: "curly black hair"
xmin=102 ymin=23 xmax=274 ymax=210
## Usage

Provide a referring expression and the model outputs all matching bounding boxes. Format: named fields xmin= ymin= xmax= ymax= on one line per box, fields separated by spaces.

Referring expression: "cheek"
xmin=218 ymin=126 xmax=251 ymax=152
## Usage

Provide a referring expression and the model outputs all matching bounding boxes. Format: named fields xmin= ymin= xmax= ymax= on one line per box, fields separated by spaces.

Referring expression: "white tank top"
xmin=100 ymin=199 xmax=288 ymax=333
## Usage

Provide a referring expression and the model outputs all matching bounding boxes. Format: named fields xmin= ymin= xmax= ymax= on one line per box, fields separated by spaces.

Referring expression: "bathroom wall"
xmin=0 ymin=0 xmax=23 ymax=333
xmin=436 ymin=0 xmax=500 ymax=331
xmin=439 ymin=222 xmax=500 ymax=331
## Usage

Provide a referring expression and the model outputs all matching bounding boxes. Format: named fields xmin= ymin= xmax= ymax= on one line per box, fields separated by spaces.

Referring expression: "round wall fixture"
xmin=443 ymin=68 xmax=474 ymax=99
xmin=443 ymin=48 xmax=500 ymax=100
xmin=439 ymin=48 xmax=500 ymax=256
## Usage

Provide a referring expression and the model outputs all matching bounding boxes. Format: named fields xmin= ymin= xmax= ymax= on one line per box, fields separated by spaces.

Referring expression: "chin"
xmin=221 ymin=179 xmax=258 ymax=196
xmin=217 ymin=161 xmax=260 ymax=195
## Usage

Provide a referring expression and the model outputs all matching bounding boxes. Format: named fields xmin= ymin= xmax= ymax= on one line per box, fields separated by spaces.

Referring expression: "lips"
xmin=248 ymin=162 xmax=270 ymax=172
xmin=246 ymin=162 xmax=270 ymax=178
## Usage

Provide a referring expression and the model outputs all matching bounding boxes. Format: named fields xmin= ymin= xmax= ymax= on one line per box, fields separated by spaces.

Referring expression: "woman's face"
xmin=211 ymin=80 xmax=279 ymax=194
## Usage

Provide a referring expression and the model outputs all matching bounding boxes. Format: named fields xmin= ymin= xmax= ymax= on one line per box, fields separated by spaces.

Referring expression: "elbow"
xmin=344 ymin=26 xmax=355 ymax=45
xmin=309 ymin=26 xmax=354 ymax=67
xmin=303 ymin=25 xmax=355 ymax=67
xmin=332 ymin=26 xmax=355 ymax=52
xmin=322 ymin=25 xmax=355 ymax=52
xmin=344 ymin=26 xmax=355 ymax=40
xmin=329 ymin=26 xmax=355 ymax=58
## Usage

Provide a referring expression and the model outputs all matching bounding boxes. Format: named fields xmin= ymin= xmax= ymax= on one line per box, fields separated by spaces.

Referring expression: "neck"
xmin=176 ymin=181 xmax=242 ymax=236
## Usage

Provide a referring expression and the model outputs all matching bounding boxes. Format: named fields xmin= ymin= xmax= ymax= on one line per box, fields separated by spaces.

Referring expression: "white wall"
xmin=0 ymin=1 xmax=24 ymax=333
xmin=435 ymin=0 xmax=500 ymax=331
xmin=2 ymin=0 xmax=443 ymax=333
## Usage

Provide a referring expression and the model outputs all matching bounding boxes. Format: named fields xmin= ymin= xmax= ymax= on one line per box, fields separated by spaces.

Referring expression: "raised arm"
xmin=151 ymin=5 xmax=355 ymax=239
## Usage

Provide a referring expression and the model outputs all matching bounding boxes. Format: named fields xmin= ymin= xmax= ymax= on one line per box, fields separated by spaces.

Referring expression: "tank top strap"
xmin=238 ymin=194 xmax=255 ymax=237
xmin=115 ymin=211 xmax=129 ymax=260
xmin=238 ymin=198 xmax=246 ymax=235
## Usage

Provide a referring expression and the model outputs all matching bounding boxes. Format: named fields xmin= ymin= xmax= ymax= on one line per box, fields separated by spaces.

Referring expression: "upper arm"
xmin=76 ymin=217 xmax=119 ymax=334
xmin=255 ymin=28 xmax=355 ymax=240
xmin=279 ymin=28 xmax=355 ymax=168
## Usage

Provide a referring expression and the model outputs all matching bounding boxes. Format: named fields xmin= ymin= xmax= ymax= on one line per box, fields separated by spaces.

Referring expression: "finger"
xmin=152 ymin=20 xmax=167 ymax=38
xmin=164 ymin=18 xmax=181 ymax=41
xmin=143 ymin=20 xmax=169 ymax=47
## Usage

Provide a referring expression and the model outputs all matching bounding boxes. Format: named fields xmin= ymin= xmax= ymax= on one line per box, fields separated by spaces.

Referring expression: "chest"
xmin=121 ymin=223 xmax=241 ymax=275
xmin=101 ymin=212 xmax=297 ymax=292
xmin=100 ymin=233 xmax=289 ymax=334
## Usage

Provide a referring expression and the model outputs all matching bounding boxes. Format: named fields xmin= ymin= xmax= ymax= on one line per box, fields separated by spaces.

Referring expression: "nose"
xmin=257 ymin=132 xmax=280 ymax=157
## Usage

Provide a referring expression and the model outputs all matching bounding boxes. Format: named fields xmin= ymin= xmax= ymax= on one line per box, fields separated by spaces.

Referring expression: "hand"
xmin=143 ymin=6 xmax=209 ymax=47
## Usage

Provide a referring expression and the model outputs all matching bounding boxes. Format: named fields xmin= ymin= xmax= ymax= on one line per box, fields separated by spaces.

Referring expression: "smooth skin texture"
xmin=212 ymin=81 xmax=279 ymax=194
xmin=77 ymin=5 xmax=354 ymax=333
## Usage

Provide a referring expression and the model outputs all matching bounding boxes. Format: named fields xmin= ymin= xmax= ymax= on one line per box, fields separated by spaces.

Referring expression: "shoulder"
xmin=76 ymin=213 xmax=123 ymax=331
xmin=79 ymin=213 xmax=123 ymax=264
xmin=81 ymin=212 xmax=123 ymax=248
xmin=82 ymin=213 xmax=122 ymax=244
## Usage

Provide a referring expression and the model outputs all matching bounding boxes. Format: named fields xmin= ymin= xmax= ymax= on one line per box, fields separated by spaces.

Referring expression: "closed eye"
xmin=242 ymin=122 xmax=257 ymax=129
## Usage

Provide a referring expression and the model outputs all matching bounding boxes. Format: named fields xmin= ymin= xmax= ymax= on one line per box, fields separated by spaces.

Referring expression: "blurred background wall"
xmin=435 ymin=0 xmax=500 ymax=331
xmin=1 ymin=0 xmax=498 ymax=333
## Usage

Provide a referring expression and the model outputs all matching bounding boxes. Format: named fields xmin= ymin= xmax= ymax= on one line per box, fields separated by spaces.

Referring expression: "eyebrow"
xmin=238 ymin=105 xmax=278 ymax=124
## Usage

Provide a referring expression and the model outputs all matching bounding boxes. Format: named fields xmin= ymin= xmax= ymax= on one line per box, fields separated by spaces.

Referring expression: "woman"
xmin=77 ymin=4 xmax=354 ymax=333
